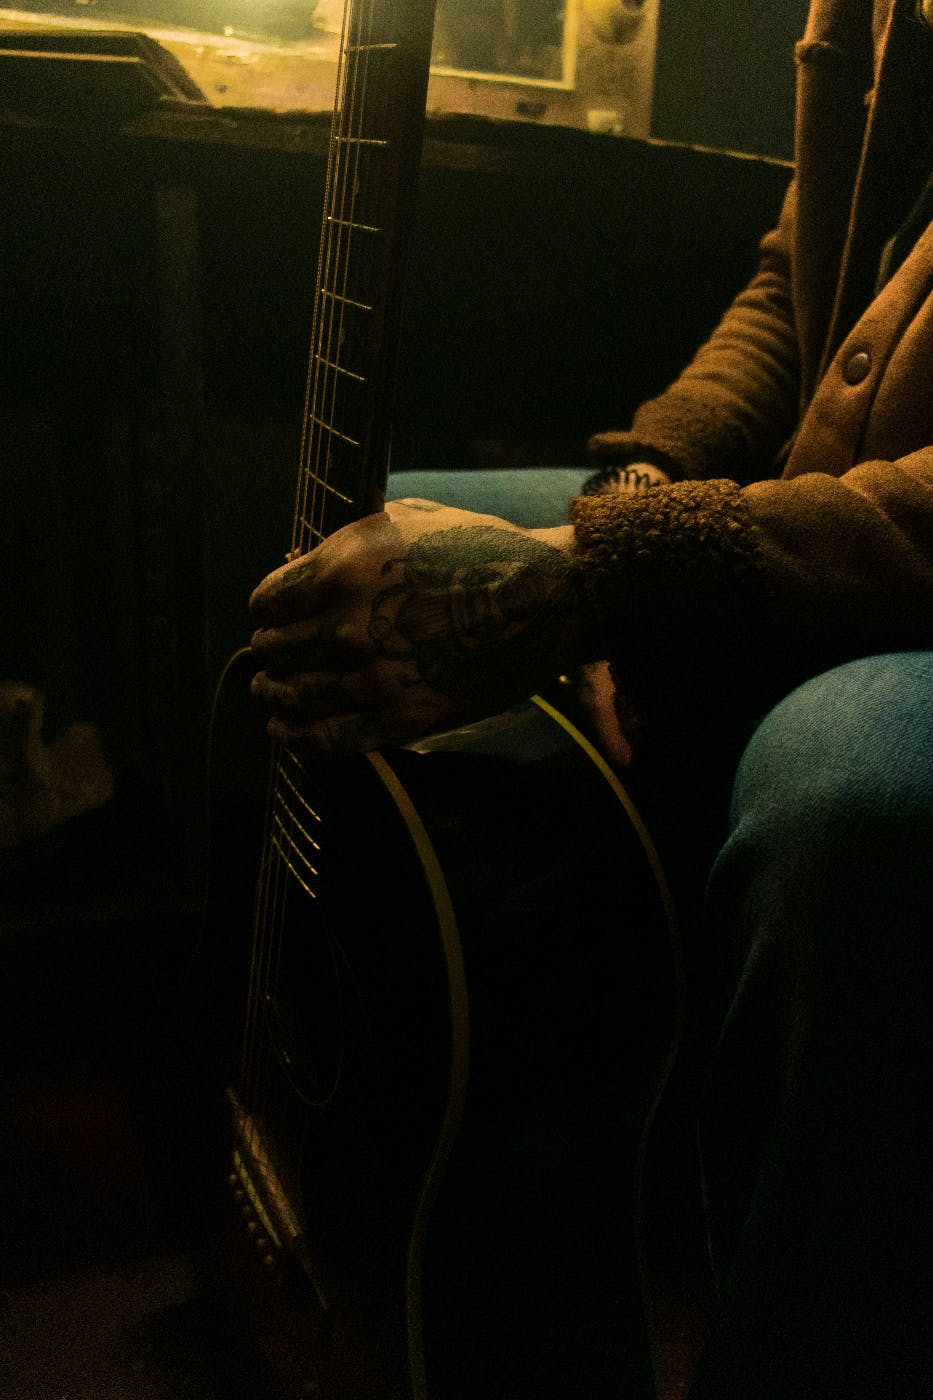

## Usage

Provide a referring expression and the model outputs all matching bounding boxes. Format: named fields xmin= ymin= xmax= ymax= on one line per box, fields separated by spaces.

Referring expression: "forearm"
xmin=570 ymin=448 xmax=933 ymax=743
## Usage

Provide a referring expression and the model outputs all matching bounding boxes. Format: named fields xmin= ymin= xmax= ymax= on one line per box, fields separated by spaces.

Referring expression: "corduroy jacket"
xmin=571 ymin=0 xmax=933 ymax=742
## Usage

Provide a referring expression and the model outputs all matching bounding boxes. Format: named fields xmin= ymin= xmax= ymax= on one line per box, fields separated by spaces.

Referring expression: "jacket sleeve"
xmin=569 ymin=448 xmax=933 ymax=745
xmin=584 ymin=184 xmax=802 ymax=489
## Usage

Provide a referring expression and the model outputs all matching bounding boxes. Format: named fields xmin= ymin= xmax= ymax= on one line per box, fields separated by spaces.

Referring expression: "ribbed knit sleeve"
xmin=570 ymin=449 xmax=933 ymax=748
xmin=570 ymin=481 xmax=784 ymax=744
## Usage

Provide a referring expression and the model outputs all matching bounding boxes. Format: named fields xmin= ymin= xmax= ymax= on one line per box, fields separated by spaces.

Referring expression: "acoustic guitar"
xmin=205 ymin=0 xmax=681 ymax=1393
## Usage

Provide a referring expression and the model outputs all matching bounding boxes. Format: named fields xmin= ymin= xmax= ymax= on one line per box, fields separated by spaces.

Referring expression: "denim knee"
xmin=709 ymin=652 xmax=933 ymax=981
xmin=696 ymin=654 xmax=933 ymax=1400
xmin=729 ymin=650 xmax=933 ymax=859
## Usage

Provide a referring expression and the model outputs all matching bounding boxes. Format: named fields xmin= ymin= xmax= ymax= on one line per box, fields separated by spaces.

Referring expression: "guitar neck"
xmin=291 ymin=0 xmax=437 ymax=557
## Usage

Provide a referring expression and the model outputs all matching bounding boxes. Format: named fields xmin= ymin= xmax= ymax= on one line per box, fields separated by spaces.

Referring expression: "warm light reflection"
xmin=0 ymin=0 xmax=658 ymax=132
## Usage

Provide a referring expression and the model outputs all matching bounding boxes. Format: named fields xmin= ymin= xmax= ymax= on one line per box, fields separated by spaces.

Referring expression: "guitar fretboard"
xmin=292 ymin=1 xmax=434 ymax=556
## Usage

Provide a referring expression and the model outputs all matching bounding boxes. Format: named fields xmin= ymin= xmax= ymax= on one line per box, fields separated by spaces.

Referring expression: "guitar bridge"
xmin=226 ymin=1088 xmax=329 ymax=1309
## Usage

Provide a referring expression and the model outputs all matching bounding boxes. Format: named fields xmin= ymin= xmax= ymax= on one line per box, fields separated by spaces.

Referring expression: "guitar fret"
xmin=274 ymin=812 xmax=322 ymax=862
xmin=274 ymin=793 xmax=321 ymax=849
xmin=273 ymin=788 xmax=322 ymax=852
xmin=302 ymin=472 xmax=357 ymax=507
xmin=285 ymin=747 xmax=313 ymax=784
xmin=272 ymin=809 xmax=320 ymax=874
xmin=345 ymin=41 xmax=398 ymax=51
xmin=320 ymin=288 xmax=373 ymax=312
xmin=318 ymin=355 xmax=367 ymax=383
xmin=326 ymin=216 xmax=380 ymax=234
xmin=273 ymin=810 xmax=319 ymax=867
xmin=270 ymin=832 xmax=318 ymax=902
xmin=276 ymin=762 xmax=323 ymax=827
xmin=296 ymin=519 xmax=328 ymax=547
xmin=309 ymin=415 xmax=361 ymax=450
xmin=279 ymin=745 xmax=317 ymax=796
xmin=334 ymin=135 xmax=389 ymax=147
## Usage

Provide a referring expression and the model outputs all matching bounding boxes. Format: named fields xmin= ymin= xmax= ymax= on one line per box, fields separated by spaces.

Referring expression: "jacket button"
xmin=843 ymin=349 xmax=872 ymax=384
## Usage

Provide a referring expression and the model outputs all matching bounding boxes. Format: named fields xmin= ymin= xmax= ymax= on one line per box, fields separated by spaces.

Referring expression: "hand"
xmin=249 ymin=498 xmax=591 ymax=754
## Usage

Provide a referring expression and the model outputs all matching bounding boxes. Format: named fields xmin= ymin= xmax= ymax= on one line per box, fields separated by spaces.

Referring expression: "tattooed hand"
xmin=249 ymin=499 xmax=594 ymax=754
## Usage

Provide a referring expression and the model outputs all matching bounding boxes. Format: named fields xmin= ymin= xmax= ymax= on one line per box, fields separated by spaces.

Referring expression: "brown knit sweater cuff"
xmin=570 ymin=479 xmax=782 ymax=742
xmin=586 ymin=392 xmax=757 ymax=486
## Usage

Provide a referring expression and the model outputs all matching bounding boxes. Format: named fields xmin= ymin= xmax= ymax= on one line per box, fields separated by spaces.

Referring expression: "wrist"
xmin=581 ymin=449 xmax=674 ymax=497
xmin=527 ymin=523 xmax=600 ymax=666
xmin=611 ymin=461 xmax=671 ymax=491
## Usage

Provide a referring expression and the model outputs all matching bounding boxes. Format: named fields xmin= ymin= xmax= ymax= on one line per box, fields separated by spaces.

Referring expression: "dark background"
xmin=654 ymin=0 xmax=807 ymax=159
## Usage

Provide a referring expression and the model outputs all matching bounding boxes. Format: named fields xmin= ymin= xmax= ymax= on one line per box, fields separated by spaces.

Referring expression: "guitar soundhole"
xmin=262 ymin=879 xmax=347 ymax=1109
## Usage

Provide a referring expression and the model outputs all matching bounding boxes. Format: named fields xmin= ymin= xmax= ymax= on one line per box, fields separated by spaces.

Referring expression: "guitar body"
xmin=203 ymin=653 xmax=679 ymax=1399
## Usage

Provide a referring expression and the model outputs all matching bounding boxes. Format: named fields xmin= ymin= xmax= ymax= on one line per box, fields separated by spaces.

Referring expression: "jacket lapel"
xmin=792 ymin=0 xmax=876 ymax=400
xmin=818 ymin=0 xmax=933 ymax=376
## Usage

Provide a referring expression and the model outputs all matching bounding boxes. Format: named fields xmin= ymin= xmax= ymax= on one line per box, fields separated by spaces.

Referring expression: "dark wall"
xmin=653 ymin=0 xmax=809 ymax=159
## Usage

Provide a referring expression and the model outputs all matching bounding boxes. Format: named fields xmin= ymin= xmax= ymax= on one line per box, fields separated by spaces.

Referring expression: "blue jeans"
xmin=691 ymin=651 xmax=933 ymax=1398
xmin=386 ymin=466 xmax=591 ymax=527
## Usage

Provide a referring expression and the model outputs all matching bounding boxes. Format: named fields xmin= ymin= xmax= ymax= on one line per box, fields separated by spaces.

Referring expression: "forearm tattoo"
xmin=368 ymin=525 xmax=577 ymax=703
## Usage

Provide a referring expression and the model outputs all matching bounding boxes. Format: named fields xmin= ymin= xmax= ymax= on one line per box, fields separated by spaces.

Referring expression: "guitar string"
xmin=239 ymin=0 xmax=361 ymax=1143
xmin=260 ymin=7 xmax=361 ymax=1169
xmin=236 ymin=754 xmax=280 ymax=1177
xmin=310 ymin=0 xmax=372 ymax=547
xmin=267 ymin=53 xmax=342 ymax=1104
xmin=262 ymin=768 xmax=290 ymax=1114
xmin=296 ymin=0 xmax=356 ymax=557
xmin=268 ymin=753 xmax=304 ymax=1187
xmin=239 ymin=0 xmax=405 ymax=1220
xmin=251 ymin=0 xmax=375 ymax=1197
xmin=309 ymin=0 xmax=367 ymax=544
xmin=263 ymin=757 xmax=292 ymax=1130
xmin=301 ymin=0 xmax=382 ymax=557
xmin=302 ymin=35 xmax=350 ymax=555
xmin=296 ymin=76 xmax=342 ymax=553
xmin=292 ymin=9 xmax=344 ymax=565
xmin=237 ymin=755 xmax=269 ymax=1108
xmin=292 ymin=52 xmax=343 ymax=561
xmin=313 ymin=0 xmax=370 ymax=547
xmin=251 ymin=0 xmax=373 ymax=1188
xmin=250 ymin=754 xmax=299 ymax=1125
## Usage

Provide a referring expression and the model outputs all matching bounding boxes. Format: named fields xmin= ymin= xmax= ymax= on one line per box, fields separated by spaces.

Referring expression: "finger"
xmin=249 ymin=551 xmax=332 ymax=627
xmin=250 ymin=615 xmax=320 ymax=666
xmin=267 ymin=687 xmax=473 ymax=753
xmin=251 ymin=618 xmax=369 ymax=674
xmin=251 ymin=669 xmax=360 ymax=719
xmin=268 ymin=711 xmax=389 ymax=755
